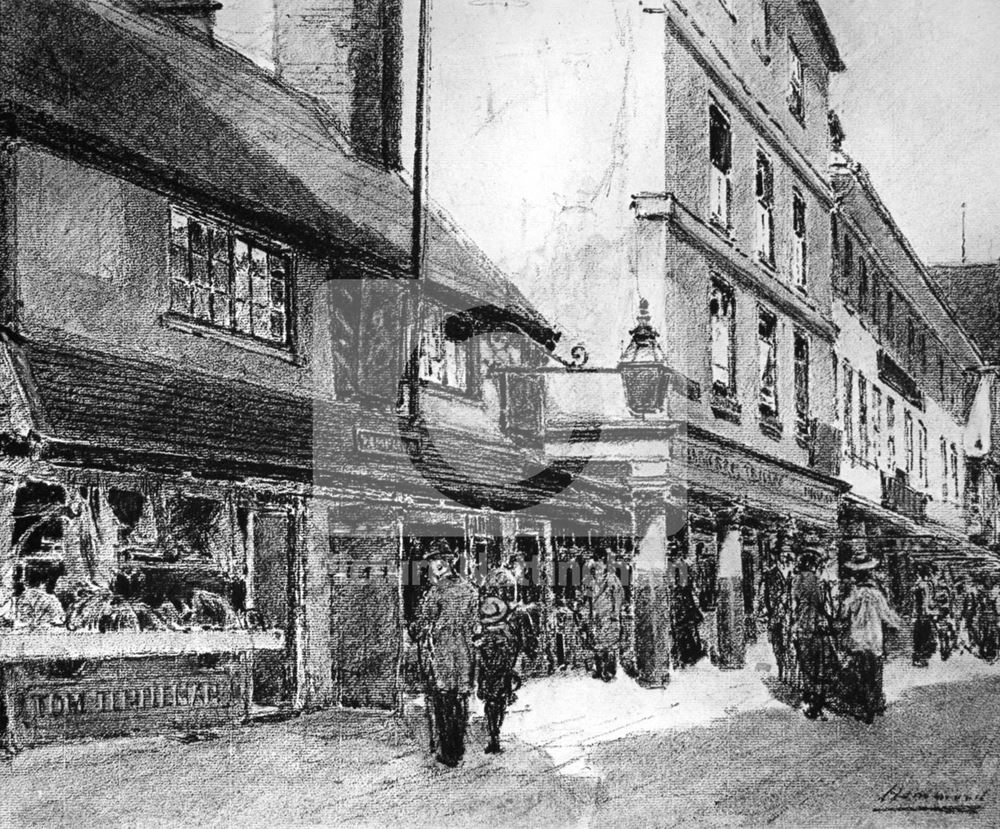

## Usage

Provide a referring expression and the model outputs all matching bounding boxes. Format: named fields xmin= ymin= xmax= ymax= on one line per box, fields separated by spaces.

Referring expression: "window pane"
xmin=193 ymin=285 xmax=211 ymax=322
xmin=709 ymin=105 xmax=731 ymax=172
xmin=270 ymin=311 xmax=286 ymax=343
xmin=171 ymin=210 xmax=189 ymax=249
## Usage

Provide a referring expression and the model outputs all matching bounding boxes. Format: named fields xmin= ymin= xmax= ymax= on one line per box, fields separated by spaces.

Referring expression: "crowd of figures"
xmin=407 ymin=541 xmax=625 ymax=767
xmin=759 ymin=539 xmax=1000 ymax=725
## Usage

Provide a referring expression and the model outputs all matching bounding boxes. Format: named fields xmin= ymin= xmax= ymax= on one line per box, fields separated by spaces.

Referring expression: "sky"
xmin=216 ymin=1 xmax=1000 ymax=271
xmin=824 ymin=0 xmax=1000 ymax=265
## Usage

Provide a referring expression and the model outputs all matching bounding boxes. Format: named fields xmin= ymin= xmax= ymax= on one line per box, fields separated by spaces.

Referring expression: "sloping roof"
xmin=14 ymin=331 xmax=628 ymax=520
xmin=0 ymin=0 xmax=556 ymax=347
xmin=928 ymin=263 xmax=1000 ymax=365
xmin=797 ymin=0 xmax=846 ymax=72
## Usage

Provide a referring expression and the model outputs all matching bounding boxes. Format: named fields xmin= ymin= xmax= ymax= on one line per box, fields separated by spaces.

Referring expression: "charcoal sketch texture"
xmin=1 ymin=0 xmax=1000 ymax=827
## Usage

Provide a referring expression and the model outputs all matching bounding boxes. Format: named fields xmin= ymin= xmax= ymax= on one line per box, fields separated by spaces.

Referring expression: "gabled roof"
xmin=0 ymin=0 xmax=556 ymax=348
xmin=797 ymin=0 xmax=846 ymax=72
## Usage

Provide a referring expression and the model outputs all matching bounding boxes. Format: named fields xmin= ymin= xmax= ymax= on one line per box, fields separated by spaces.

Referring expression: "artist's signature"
xmin=875 ymin=783 xmax=988 ymax=813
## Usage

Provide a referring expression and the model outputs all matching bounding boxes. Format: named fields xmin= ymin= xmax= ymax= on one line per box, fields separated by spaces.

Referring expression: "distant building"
xmin=830 ymin=152 xmax=996 ymax=618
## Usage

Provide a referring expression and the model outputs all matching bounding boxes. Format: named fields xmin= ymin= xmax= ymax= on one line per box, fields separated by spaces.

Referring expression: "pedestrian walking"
xmin=911 ymin=564 xmax=937 ymax=667
xmin=840 ymin=555 xmax=901 ymax=724
xmin=579 ymin=548 xmax=625 ymax=682
xmin=475 ymin=595 xmax=525 ymax=754
xmin=671 ymin=575 xmax=705 ymax=669
xmin=413 ymin=541 xmax=480 ymax=767
xmin=978 ymin=577 xmax=1000 ymax=663
xmin=761 ymin=548 xmax=793 ymax=682
xmin=791 ymin=546 xmax=837 ymax=720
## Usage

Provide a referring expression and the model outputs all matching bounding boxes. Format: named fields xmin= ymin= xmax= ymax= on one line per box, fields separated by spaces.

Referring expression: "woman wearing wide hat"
xmin=475 ymin=595 xmax=525 ymax=754
xmin=840 ymin=554 xmax=901 ymax=723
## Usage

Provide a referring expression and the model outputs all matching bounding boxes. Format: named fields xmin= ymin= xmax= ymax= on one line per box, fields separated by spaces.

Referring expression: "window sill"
xmin=759 ymin=412 xmax=783 ymax=441
xmin=708 ymin=217 xmax=736 ymax=244
xmin=160 ymin=313 xmax=301 ymax=365
xmin=757 ymin=254 xmax=777 ymax=273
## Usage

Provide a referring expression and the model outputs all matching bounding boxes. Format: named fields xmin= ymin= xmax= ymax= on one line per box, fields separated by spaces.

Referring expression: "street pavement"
xmin=5 ymin=657 xmax=1000 ymax=828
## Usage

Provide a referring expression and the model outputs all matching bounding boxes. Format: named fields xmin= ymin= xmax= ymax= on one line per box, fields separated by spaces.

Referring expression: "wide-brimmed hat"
xmin=423 ymin=540 xmax=455 ymax=561
xmin=844 ymin=554 xmax=879 ymax=572
xmin=480 ymin=596 xmax=509 ymax=625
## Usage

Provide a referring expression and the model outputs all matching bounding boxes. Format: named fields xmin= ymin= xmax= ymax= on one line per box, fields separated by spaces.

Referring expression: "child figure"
xmin=476 ymin=596 xmax=524 ymax=754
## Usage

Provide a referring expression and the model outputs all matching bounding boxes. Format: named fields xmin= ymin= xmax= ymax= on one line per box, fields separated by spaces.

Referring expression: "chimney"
xmin=142 ymin=1 xmax=223 ymax=39
xmin=273 ymin=0 xmax=403 ymax=170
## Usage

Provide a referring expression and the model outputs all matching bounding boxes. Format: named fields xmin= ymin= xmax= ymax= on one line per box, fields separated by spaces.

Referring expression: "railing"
xmin=881 ymin=472 xmax=927 ymax=522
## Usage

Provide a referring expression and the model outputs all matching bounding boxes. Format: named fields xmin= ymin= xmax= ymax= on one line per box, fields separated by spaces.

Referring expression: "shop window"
xmin=886 ymin=396 xmax=897 ymax=471
xmin=755 ymin=150 xmax=775 ymax=267
xmin=165 ymin=494 xmax=225 ymax=560
xmin=758 ymin=310 xmax=779 ymax=419
xmin=788 ymin=40 xmax=805 ymax=122
xmin=169 ymin=208 xmax=290 ymax=346
xmin=12 ymin=481 xmax=67 ymax=558
xmin=710 ymin=278 xmax=736 ymax=395
xmin=792 ymin=190 xmax=807 ymax=288
xmin=858 ymin=373 xmax=869 ymax=464
xmin=418 ymin=303 xmax=474 ymax=393
xmin=709 ymin=102 xmax=732 ymax=231
xmin=793 ymin=331 xmax=809 ymax=438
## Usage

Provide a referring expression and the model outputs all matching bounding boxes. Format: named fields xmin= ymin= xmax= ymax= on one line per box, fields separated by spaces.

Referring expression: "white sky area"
xmin=216 ymin=0 xmax=1000 ymax=275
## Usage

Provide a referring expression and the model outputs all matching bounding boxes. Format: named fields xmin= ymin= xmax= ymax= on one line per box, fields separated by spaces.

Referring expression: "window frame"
xmin=904 ymin=410 xmax=914 ymax=476
xmin=787 ymin=39 xmax=805 ymax=123
xmin=755 ymin=149 xmax=775 ymax=267
xmin=792 ymin=189 xmax=807 ymax=288
xmin=793 ymin=330 xmax=810 ymax=437
xmin=168 ymin=206 xmax=293 ymax=350
xmin=709 ymin=101 xmax=733 ymax=232
xmin=886 ymin=395 xmax=897 ymax=471
xmin=757 ymin=308 xmax=779 ymax=419
xmin=710 ymin=277 xmax=738 ymax=396
xmin=417 ymin=302 xmax=478 ymax=396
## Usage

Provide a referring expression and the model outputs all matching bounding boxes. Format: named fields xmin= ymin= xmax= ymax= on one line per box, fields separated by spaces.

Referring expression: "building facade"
xmin=830 ymin=152 xmax=997 ymax=620
xmin=0 ymin=0 xmax=631 ymax=748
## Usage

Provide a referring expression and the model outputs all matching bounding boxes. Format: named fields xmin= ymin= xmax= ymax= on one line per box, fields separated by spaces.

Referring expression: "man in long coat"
xmin=791 ymin=548 xmax=837 ymax=720
xmin=414 ymin=542 xmax=479 ymax=767
xmin=580 ymin=549 xmax=625 ymax=681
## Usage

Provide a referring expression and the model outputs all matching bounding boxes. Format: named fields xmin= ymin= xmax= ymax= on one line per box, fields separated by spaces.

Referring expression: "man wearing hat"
xmin=841 ymin=554 xmax=900 ymax=723
xmin=475 ymin=595 xmax=525 ymax=754
xmin=580 ymin=547 xmax=625 ymax=681
xmin=413 ymin=540 xmax=479 ymax=767
xmin=791 ymin=540 xmax=836 ymax=720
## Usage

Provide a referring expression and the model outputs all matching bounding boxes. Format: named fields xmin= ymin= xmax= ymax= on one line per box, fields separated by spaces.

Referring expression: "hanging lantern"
xmin=618 ymin=298 xmax=670 ymax=418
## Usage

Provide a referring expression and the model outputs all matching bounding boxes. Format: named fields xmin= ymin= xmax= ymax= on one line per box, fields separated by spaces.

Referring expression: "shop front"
xmin=626 ymin=426 xmax=846 ymax=683
xmin=0 ymin=467 xmax=293 ymax=750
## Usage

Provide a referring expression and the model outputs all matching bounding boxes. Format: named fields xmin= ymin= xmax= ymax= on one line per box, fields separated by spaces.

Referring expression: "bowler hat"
xmin=480 ymin=596 xmax=509 ymax=625
xmin=844 ymin=553 xmax=879 ymax=572
xmin=423 ymin=540 xmax=455 ymax=561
